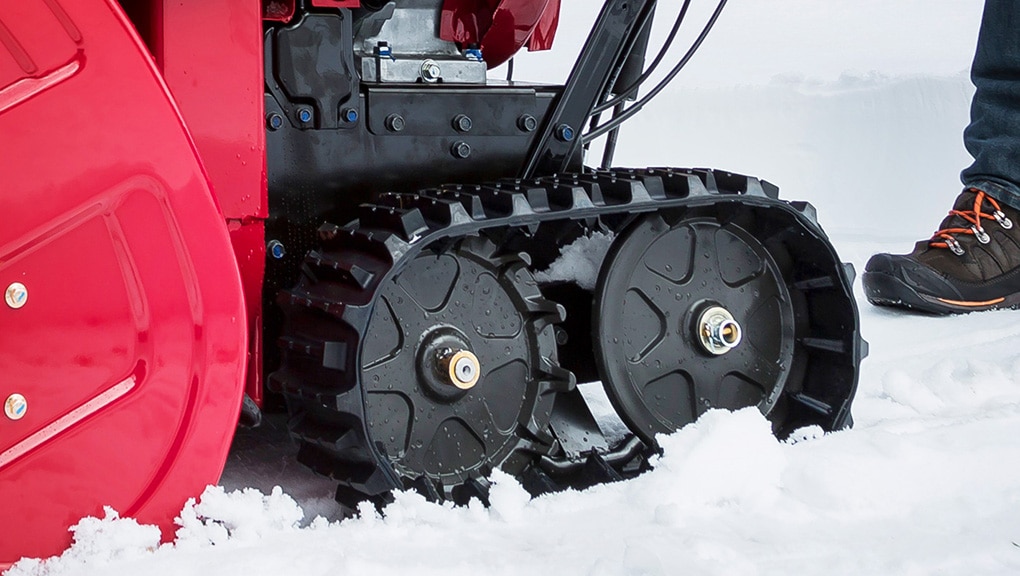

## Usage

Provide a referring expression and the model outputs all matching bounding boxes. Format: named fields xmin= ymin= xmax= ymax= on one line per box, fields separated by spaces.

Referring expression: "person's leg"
xmin=962 ymin=0 xmax=1020 ymax=208
xmin=862 ymin=0 xmax=1020 ymax=314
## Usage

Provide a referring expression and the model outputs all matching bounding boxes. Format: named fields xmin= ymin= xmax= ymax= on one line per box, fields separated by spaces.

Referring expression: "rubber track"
xmin=269 ymin=167 xmax=865 ymax=505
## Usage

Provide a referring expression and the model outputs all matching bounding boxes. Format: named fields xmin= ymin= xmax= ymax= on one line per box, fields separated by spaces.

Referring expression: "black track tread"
xmin=271 ymin=167 xmax=865 ymax=505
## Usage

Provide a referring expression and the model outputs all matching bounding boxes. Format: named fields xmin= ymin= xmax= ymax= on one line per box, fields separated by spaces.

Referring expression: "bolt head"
xmin=451 ymin=141 xmax=471 ymax=159
xmin=453 ymin=114 xmax=472 ymax=133
xmin=420 ymin=59 xmax=442 ymax=83
xmin=555 ymin=123 xmax=575 ymax=142
xmin=518 ymin=114 xmax=538 ymax=132
xmin=267 ymin=113 xmax=284 ymax=131
xmin=297 ymin=107 xmax=313 ymax=124
xmin=385 ymin=114 xmax=405 ymax=132
xmin=267 ymin=240 xmax=286 ymax=259
xmin=4 ymin=394 xmax=26 ymax=421
xmin=342 ymin=108 xmax=359 ymax=123
xmin=5 ymin=282 xmax=27 ymax=309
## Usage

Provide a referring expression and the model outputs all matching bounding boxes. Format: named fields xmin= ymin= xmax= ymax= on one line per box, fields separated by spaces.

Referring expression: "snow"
xmin=534 ymin=231 xmax=615 ymax=290
xmin=10 ymin=0 xmax=1020 ymax=574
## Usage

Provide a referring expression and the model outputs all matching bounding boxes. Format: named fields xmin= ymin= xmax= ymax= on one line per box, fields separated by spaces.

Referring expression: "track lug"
xmin=788 ymin=200 xmax=819 ymax=225
xmin=356 ymin=206 xmax=429 ymax=242
xmin=842 ymin=262 xmax=857 ymax=284
xmin=536 ymin=357 xmax=575 ymax=393
xmin=307 ymin=250 xmax=375 ymax=289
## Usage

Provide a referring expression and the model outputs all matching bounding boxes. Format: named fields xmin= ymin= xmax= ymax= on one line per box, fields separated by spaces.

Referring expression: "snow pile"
xmin=173 ymin=487 xmax=303 ymax=548
xmin=6 ymin=509 xmax=160 ymax=576
xmin=533 ymin=231 xmax=615 ymax=290
xmin=9 ymin=401 xmax=1020 ymax=575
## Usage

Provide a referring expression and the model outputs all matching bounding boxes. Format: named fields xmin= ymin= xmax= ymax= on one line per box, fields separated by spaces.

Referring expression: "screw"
xmin=517 ymin=114 xmax=538 ymax=132
xmin=450 ymin=141 xmax=471 ymax=159
xmin=267 ymin=240 xmax=286 ymax=259
xmin=452 ymin=114 xmax=472 ymax=133
xmin=296 ymin=106 xmax=313 ymax=124
xmin=266 ymin=113 xmax=284 ymax=131
xmin=555 ymin=123 xmax=575 ymax=142
xmin=341 ymin=107 xmax=359 ymax=123
xmin=385 ymin=114 xmax=405 ymax=132
xmin=420 ymin=59 xmax=442 ymax=83
xmin=5 ymin=282 xmax=27 ymax=309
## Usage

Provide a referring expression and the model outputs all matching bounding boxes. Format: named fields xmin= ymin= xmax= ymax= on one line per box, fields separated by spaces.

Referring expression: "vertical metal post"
xmin=519 ymin=0 xmax=656 ymax=179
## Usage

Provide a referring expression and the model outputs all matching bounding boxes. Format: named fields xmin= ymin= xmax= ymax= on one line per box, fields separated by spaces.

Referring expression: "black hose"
xmin=585 ymin=0 xmax=728 ymax=143
xmin=593 ymin=0 xmax=692 ymax=115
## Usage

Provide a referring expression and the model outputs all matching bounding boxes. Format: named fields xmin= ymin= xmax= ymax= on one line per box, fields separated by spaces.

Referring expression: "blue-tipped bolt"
xmin=267 ymin=112 xmax=284 ymax=131
xmin=267 ymin=240 xmax=286 ymax=260
xmin=297 ymin=106 xmax=313 ymax=124
xmin=555 ymin=123 xmax=575 ymax=142
xmin=342 ymin=107 xmax=359 ymax=123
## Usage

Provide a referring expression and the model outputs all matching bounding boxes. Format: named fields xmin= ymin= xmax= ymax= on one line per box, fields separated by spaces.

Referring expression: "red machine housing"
xmin=0 ymin=0 xmax=559 ymax=565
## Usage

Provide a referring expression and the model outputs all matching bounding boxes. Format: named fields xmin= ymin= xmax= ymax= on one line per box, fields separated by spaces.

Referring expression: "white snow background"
xmin=9 ymin=0 xmax=1020 ymax=574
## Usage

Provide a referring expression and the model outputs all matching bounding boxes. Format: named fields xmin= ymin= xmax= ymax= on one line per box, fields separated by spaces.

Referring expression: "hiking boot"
xmin=863 ymin=187 xmax=1020 ymax=314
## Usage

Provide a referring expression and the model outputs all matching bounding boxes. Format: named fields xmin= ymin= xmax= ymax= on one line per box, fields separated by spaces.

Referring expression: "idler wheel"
xmin=593 ymin=207 xmax=796 ymax=444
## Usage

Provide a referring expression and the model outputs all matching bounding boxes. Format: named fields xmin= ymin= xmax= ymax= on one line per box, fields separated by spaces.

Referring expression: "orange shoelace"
xmin=929 ymin=189 xmax=1010 ymax=253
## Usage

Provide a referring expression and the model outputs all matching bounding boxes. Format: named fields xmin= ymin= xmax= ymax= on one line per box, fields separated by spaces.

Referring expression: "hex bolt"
xmin=420 ymin=59 xmax=442 ymax=83
xmin=266 ymin=112 xmax=284 ymax=131
xmin=517 ymin=114 xmax=538 ymax=132
xmin=296 ymin=106 xmax=313 ymax=125
xmin=453 ymin=114 xmax=473 ymax=133
xmin=385 ymin=114 xmax=406 ymax=132
xmin=555 ymin=123 xmax=575 ymax=142
xmin=341 ymin=107 xmax=359 ymax=123
xmin=450 ymin=141 xmax=471 ymax=159
xmin=267 ymin=240 xmax=286 ymax=260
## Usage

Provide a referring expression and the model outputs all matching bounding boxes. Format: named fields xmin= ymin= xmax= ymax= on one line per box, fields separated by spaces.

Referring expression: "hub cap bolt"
xmin=697 ymin=306 xmax=742 ymax=355
xmin=421 ymin=59 xmax=442 ymax=83
xmin=438 ymin=350 xmax=480 ymax=390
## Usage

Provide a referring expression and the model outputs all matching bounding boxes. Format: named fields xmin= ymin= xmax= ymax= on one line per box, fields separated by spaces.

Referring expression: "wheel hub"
xmin=696 ymin=305 xmax=742 ymax=355
xmin=438 ymin=349 xmax=480 ymax=389
xmin=416 ymin=327 xmax=477 ymax=402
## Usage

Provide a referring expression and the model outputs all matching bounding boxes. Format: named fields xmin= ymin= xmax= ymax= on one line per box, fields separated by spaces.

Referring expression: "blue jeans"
xmin=961 ymin=1 xmax=1020 ymax=208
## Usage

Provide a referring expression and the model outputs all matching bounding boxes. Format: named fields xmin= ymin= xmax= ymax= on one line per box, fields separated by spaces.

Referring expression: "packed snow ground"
xmin=10 ymin=0 xmax=1020 ymax=574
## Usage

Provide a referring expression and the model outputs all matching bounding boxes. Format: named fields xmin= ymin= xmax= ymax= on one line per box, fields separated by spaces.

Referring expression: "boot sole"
xmin=862 ymin=270 xmax=1020 ymax=314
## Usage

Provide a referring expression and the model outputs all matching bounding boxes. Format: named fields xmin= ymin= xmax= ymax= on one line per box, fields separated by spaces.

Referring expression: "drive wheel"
xmin=594 ymin=205 xmax=799 ymax=444
xmin=359 ymin=236 xmax=563 ymax=502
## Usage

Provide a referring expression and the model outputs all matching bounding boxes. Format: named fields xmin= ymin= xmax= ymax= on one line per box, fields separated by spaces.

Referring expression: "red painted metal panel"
xmin=157 ymin=0 xmax=268 ymax=406
xmin=0 ymin=0 xmax=246 ymax=564
xmin=440 ymin=0 xmax=560 ymax=68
